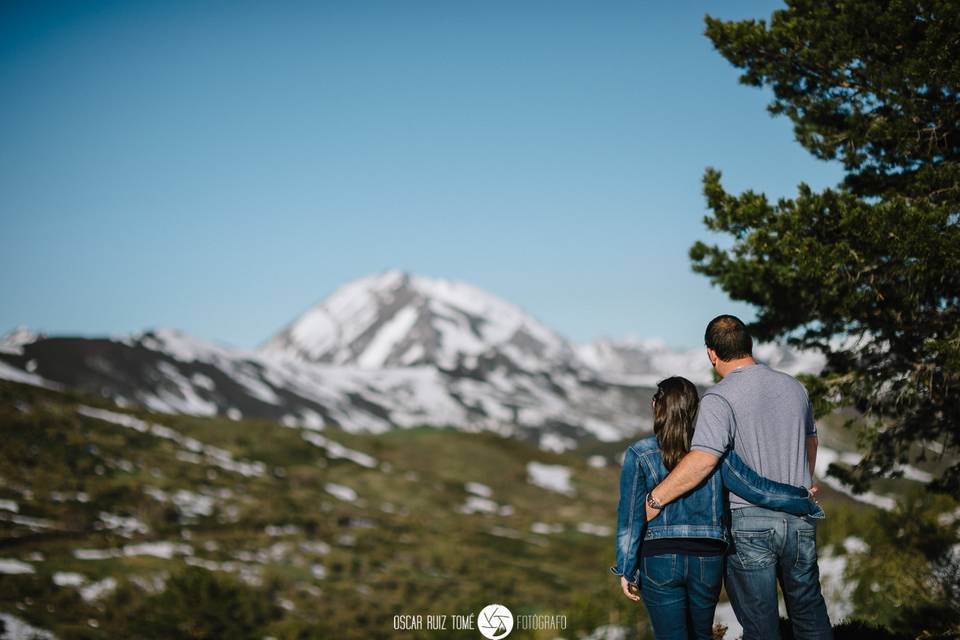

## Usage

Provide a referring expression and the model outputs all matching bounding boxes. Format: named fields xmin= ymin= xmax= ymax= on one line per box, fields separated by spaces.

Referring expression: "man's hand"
xmin=620 ymin=576 xmax=640 ymax=601
xmin=645 ymin=503 xmax=661 ymax=522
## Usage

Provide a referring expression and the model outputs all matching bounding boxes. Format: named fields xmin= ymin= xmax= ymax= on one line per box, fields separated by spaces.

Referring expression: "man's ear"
xmin=706 ymin=347 xmax=718 ymax=366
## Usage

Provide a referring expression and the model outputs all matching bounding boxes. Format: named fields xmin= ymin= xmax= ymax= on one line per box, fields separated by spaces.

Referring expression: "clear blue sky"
xmin=0 ymin=0 xmax=843 ymax=350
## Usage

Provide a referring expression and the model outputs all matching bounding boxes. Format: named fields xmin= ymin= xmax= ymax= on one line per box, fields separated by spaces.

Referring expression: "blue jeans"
xmin=725 ymin=507 xmax=833 ymax=640
xmin=640 ymin=553 xmax=723 ymax=640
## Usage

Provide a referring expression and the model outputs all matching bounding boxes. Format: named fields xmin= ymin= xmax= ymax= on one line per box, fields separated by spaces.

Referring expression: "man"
xmin=644 ymin=315 xmax=832 ymax=640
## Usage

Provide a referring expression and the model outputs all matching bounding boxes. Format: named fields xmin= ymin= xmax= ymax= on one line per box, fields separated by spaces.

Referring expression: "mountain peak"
xmin=257 ymin=271 xmax=576 ymax=371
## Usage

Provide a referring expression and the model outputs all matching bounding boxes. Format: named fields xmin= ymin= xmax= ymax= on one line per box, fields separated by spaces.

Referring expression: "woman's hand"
xmin=620 ymin=576 xmax=641 ymax=601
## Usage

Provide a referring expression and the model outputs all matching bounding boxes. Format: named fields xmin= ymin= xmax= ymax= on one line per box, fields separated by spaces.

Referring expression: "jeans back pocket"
xmin=731 ymin=528 xmax=777 ymax=569
xmin=642 ymin=554 xmax=678 ymax=587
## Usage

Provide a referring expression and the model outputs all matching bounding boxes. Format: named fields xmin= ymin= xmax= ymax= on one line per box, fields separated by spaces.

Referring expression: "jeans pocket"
xmin=643 ymin=554 xmax=678 ymax=587
xmin=699 ymin=555 xmax=723 ymax=587
xmin=732 ymin=528 xmax=777 ymax=569
xmin=795 ymin=529 xmax=817 ymax=570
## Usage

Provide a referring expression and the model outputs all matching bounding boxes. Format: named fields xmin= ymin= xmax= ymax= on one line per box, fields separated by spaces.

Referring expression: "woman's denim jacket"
xmin=609 ymin=435 xmax=824 ymax=585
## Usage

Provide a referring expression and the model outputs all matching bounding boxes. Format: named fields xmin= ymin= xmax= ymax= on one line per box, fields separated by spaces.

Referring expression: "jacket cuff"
xmin=610 ymin=565 xmax=640 ymax=586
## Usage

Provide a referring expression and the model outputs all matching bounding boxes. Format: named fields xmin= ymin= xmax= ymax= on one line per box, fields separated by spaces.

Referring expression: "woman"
xmin=610 ymin=376 xmax=822 ymax=640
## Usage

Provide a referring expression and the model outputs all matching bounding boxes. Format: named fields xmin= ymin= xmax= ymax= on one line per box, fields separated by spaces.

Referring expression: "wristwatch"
xmin=646 ymin=492 xmax=663 ymax=510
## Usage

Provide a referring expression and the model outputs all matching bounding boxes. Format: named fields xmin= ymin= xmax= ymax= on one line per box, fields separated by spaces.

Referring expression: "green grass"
xmin=2 ymin=379 xmax=954 ymax=639
xmin=0 ymin=380 xmax=645 ymax=639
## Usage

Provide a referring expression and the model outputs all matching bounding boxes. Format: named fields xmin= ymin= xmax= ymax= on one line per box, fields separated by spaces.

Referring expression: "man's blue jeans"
xmin=726 ymin=507 xmax=833 ymax=640
xmin=640 ymin=553 xmax=723 ymax=640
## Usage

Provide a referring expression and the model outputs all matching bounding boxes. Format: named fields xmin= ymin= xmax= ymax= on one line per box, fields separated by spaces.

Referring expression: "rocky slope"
xmin=0 ymin=270 xmax=824 ymax=449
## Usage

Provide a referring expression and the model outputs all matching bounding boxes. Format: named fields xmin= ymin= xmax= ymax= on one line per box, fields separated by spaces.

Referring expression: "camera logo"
xmin=477 ymin=603 xmax=513 ymax=639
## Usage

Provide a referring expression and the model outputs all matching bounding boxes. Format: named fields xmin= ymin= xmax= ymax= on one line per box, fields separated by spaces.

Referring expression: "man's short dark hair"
xmin=704 ymin=315 xmax=753 ymax=361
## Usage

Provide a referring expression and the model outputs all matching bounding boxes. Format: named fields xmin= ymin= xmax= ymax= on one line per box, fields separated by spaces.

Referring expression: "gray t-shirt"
xmin=691 ymin=363 xmax=817 ymax=509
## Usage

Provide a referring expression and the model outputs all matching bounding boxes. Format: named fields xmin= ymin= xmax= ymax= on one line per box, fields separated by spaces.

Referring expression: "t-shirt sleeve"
xmin=804 ymin=398 xmax=818 ymax=437
xmin=690 ymin=393 xmax=734 ymax=456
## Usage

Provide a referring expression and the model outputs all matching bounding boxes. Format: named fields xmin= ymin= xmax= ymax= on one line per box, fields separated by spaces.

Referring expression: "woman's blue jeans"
xmin=640 ymin=553 xmax=723 ymax=640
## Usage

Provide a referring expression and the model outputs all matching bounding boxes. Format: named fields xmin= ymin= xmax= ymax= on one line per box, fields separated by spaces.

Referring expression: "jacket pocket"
xmin=642 ymin=554 xmax=678 ymax=587
xmin=731 ymin=528 xmax=777 ymax=569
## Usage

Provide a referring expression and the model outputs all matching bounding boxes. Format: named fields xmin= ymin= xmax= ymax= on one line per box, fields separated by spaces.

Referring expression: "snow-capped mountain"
xmin=258 ymin=270 xmax=579 ymax=373
xmin=0 ymin=270 xmax=824 ymax=450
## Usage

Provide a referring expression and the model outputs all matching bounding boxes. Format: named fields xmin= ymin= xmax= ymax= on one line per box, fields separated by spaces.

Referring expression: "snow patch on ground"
xmin=265 ymin=524 xmax=300 ymax=537
xmin=0 ymin=511 xmax=56 ymax=531
xmin=184 ymin=556 xmax=263 ymax=586
xmin=581 ymin=624 xmax=629 ymax=640
xmin=300 ymin=540 xmax=331 ymax=555
xmin=96 ymin=511 xmax=150 ymax=536
xmin=325 ymin=482 xmax=358 ymax=502
xmin=77 ymin=406 xmax=265 ymax=477
xmin=301 ymin=432 xmax=377 ymax=468
xmin=53 ymin=572 xmax=86 ymax=587
xmin=457 ymin=496 xmax=513 ymax=516
xmin=530 ymin=522 xmax=564 ymax=535
xmin=74 ymin=542 xmax=193 ymax=560
xmin=0 ymin=360 xmax=61 ymax=390
xmin=80 ymin=577 xmax=117 ymax=602
xmin=465 ymin=482 xmax=493 ymax=497
xmin=527 ymin=461 xmax=575 ymax=496
xmin=587 ymin=455 xmax=607 ymax=468
xmin=0 ymin=558 xmax=34 ymax=574
xmin=145 ymin=487 xmax=215 ymax=518
xmin=0 ymin=612 xmax=56 ymax=640
xmin=539 ymin=433 xmax=577 ymax=453
xmin=576 ymin=522 xmax=611 ymax=536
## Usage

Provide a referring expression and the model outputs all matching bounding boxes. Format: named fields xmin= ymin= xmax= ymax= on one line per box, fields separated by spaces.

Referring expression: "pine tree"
xmin=690 ymin=0 xmax=960 ymax=493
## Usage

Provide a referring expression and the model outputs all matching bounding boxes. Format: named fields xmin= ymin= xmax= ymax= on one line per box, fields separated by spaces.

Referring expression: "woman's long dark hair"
xmin=652 ymin=377 xmax=700 ymax=471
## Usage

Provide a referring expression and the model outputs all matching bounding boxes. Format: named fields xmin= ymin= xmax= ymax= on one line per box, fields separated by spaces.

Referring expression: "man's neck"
xmin=716 ymin=356 xmax=756 ymax=378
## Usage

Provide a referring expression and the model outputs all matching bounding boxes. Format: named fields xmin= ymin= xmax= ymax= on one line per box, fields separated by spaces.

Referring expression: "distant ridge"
xmin=0 ymin=270 xmax=823 ymax=450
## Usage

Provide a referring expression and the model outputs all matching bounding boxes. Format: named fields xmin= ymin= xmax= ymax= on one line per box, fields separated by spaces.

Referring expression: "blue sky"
xmin=0 ymin=0 xmax=844 ymax=350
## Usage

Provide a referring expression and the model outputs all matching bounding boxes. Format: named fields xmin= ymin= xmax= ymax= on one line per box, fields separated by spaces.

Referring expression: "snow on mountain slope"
xmin=578 ymin=336 xmax=825 ymax=386
xmin=258 ymin=270 xmax=578 ymax=373
xmin=0 ymin=325 xmax=44 ymax=355
xmin=0 ymin=324 xmax=648 ymax=446
xmin=0 ymin=270 xmax=826 ymax=449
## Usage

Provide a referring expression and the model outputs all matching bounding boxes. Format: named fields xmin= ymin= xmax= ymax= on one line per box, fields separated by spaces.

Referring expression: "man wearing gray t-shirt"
xmin=643 ymin=315 xmax=832 ymax=640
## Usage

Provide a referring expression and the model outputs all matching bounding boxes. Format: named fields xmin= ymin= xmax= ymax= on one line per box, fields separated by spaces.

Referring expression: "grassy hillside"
xmin=0 ymin=380 xmax=646 ymax=639
xmin=0 ymin=379 xmax=952 ymax=639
